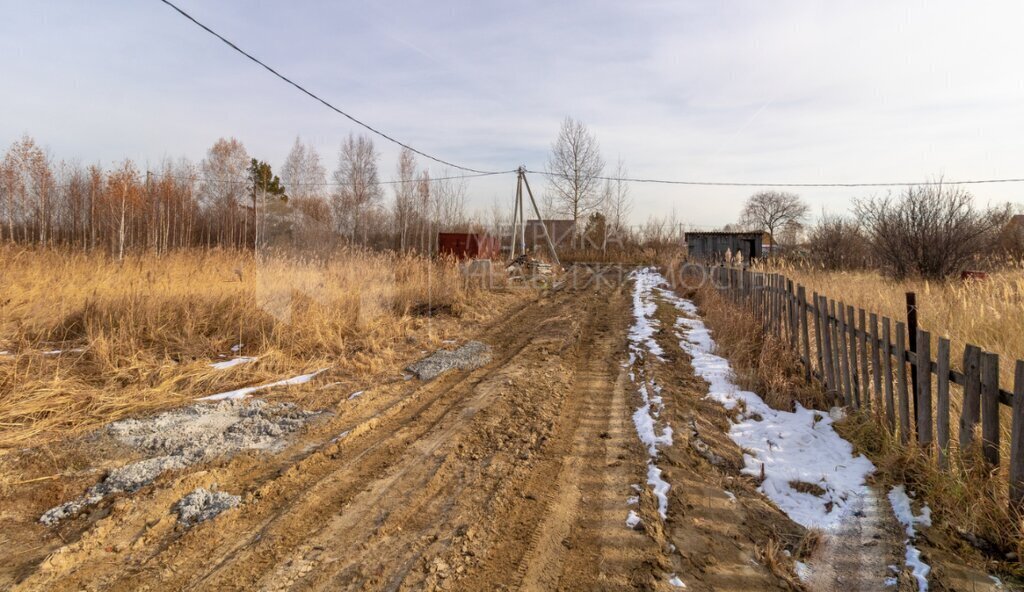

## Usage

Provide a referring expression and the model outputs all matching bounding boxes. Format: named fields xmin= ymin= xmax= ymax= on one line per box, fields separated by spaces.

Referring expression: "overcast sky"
xmin=2 ymin=0 xmax=1023 ymax=227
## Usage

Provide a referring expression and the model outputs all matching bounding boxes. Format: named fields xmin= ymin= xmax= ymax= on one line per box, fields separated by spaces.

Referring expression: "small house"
xmin=524 ymin=219 xmax=577 ymax=250
xmin=684 ymin=231 xmax=772 ymax=261
xmin=437 ymin=232 xmax=501 ymax=259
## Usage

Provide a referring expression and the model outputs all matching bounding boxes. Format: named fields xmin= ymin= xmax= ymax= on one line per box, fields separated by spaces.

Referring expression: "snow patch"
xmin=647 ymin=462 xmax=670 ymax=519
xmin=209 ymin=357 xmax=257 ymax=370
xmin=625 ymin=510 xmax=641 ymax=528
xmin=199 ymin=368 xmax=327 ymax=401
xmin=627 ymin=268 xmax=676 ymax=522
xmin=888 ymin=486 xmax=932 ymax=591
xmin=668 ymin=574 xmax=687 ymax=588
xmin=674 ymin=300 xmax=875 ymax=530
xmin=794 ymin=561 xmax=812 ymax=582
xmin=347 ymin=390 xmax=365 ymax=400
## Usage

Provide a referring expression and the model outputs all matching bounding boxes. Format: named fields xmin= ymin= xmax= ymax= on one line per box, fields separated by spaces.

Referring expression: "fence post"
xmin=936 ymin=337 xmax=951 ymax=469
xmin=847 ymin=305 xmax=860 ymax=408
xmin=895 ymin=322 xmax=911 ymax=443
xmin=798 ymin=286 xmax=811 ymax=383
xmin=830 ymin=299 xmax=843 ymax=403
xmin=821 ymin=297 xmax=836 ymax=395
xmin=870 ymin=313 xmax=882 ymax=418
xmin=1009 ymin=361 xmax=1024 ymax=514
xmin=906 ymin=292 xmax=920 ymax=432
xmin=812 ymin=291 xmax=825 ymax=384
xmin=916 ymin=329 xmax=933 ymax=450
xmin=858 ymin=309 xmax=870 ymax=411
xmin=882 ymin=317 xmax=896 ymax=433
xmin=960 ymin=345 xmax=982 ymax=451
xmin=981 ymin=352 xmax=1001 ymax=466
xmin=838 ymin=302 xmax=853 ymax=407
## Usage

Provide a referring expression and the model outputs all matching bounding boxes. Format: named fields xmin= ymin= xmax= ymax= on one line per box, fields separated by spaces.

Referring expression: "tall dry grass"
xmin=0 ymin=246 xmax=512 ymax=450
xmin=760 ymin=260 xmax=1024 ymax=388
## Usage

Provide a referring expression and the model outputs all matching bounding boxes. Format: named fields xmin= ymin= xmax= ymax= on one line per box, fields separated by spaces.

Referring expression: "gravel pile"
xmin=41 ymin=400 xmax=319 ymax=525
xmin=174 ymin=487 xmax=241 ymax=526
xmin=406 ymin=341 xmax=492 ymax=380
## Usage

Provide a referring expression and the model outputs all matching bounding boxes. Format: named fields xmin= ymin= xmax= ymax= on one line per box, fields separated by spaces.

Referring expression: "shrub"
xmin=853 ymin=183 xmax=1011 ymax=279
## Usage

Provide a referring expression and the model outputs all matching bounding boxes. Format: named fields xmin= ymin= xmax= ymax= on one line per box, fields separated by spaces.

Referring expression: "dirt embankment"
xmin=2 ymin=270 xmax=828 ymax=591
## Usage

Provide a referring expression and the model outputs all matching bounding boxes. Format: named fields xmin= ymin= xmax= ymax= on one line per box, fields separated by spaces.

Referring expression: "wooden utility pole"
xmin=510 ymin=167 xmax=559 ymax=266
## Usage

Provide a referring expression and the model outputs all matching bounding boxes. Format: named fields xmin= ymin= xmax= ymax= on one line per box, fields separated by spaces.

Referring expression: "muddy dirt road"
xmin=2 ymin=271 xmax=917 ymax=591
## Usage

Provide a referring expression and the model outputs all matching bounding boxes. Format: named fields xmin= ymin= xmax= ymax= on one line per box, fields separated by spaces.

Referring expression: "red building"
xmin=437 ymin=232 xmax=501 ymax=259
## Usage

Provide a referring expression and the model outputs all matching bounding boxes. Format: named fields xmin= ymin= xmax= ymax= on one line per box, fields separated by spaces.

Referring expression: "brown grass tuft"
xmin=0 ymin=247 xmax=517 ymax=451
xmin=684 ymin=282 xmax=829 ymax=412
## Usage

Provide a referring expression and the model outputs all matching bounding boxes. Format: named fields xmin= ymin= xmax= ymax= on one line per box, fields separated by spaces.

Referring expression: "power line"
xmin=157 ymin=0 xmax=510 ymax=176
xmin=530 ymin=169 xmax=1024 ymax=188
xmin=46 ymin=169 xmax=506 ymax=190
xmin=143 ymin=169 xmax=507 ymax=187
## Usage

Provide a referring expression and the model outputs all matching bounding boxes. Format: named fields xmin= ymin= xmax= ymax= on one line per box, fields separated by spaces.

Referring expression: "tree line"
xmin=0 ymin=133 xmax=474 ymax=257
xmin=729 ymin=186 xmax=1023 ymax=279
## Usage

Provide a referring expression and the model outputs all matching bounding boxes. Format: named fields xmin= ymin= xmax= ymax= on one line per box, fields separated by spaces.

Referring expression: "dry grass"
xmin=683 ymin=282 xmax=828 ymax=412
xmin=681 ymin=258 xmax=1024 ymax=577
xmin=0 ymin=246 xmax=515 ymax=451
xmin=760 ymin=260 xmax=1024 ymax=390
xmin=838 ymin=409 xmax=1024 ymax=578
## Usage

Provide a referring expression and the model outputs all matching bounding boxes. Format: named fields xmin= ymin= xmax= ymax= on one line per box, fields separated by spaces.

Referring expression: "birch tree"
xmin=546 ymin=117 xmax=604 ymax=245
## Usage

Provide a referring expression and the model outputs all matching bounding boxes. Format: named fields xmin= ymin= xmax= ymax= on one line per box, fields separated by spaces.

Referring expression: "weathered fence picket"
xmin=936 ymin=337 xmax=951 ymax=469
xmin=700 ymin=264 xmax=1024 ymax=513
xmin=895 ymin=324 xmax=911 ymax=443
xmin=982 ymin=352 xmax=1001 ymax=466
xmin=882 ymin=316 xmax=896 ymax=432
xmin=916 ymin=330 xmax=933 ymax=449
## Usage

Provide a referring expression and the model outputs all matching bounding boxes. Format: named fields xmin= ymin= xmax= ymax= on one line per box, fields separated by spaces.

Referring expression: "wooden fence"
xmin=693 ymin=264 xmax=1024 ymax=513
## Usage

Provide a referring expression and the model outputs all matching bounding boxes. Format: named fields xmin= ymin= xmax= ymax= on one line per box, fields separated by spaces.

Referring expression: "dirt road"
xmin=1 ymin=271 xmax=870 ymax=591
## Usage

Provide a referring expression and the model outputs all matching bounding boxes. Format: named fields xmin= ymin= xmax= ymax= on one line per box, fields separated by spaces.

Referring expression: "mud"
xmin=40 ymin=400 xmax=319 ymax=525
xmin=175 ymin=487 xmax=241 ymax=526
xmin=406 ymin=340 xmax=492 ymax=380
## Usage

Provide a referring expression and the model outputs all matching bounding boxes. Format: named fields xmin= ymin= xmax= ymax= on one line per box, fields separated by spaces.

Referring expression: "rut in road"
xmin=15 ymin=270 xmax=839 ymax=592
xmin=17 ymin=277 xmax=671 ymax=591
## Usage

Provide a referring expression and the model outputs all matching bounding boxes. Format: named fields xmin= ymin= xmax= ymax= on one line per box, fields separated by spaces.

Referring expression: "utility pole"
xmin=511 ymin=167 xmax=559 ymax=267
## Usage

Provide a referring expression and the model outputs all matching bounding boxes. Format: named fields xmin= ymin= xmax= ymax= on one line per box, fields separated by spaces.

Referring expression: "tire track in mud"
xmin=155 ymin=295 xmax=570 ymax=591
xmin=14 ymin=293 xmax=563 ymax=591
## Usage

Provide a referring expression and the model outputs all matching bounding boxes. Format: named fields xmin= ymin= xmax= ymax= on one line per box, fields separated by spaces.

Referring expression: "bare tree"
xmin=739 ymin=191 xmax=809 ymax=246
xmin=805 ymin=212 xmax=871 ymax=270
xmin=854 ymin=183 xmax=1011 ymax=279
xmin=392 ymin=147 xmax=417 ymax=251
xmin=199 ymin=138 xmax=249 ymax=246
xmin=546 ymin=116 xmax=604 ymax=245
xmin=280 ymin=136 xmax=326 ymax=200
xmin=331 ymin=134 xmax=383 ymax=244
xmin=603 ymin=158 xmax=631 ymax=249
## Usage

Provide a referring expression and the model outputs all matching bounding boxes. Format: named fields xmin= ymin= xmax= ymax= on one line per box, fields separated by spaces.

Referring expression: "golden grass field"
xmin=0 ymin=247 xmax=515 ymax=452
xmin=768 ymin=260 xmax=1024 ymax=388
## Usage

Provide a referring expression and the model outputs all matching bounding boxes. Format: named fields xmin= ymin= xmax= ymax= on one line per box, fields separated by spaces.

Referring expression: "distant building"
xmin=684 ymin=231 xmax=772 ymax=261
xmin=437 ymin=232 xmax=501 ymax=259
xmin=524 ymin=219 xmax=576 ymax=250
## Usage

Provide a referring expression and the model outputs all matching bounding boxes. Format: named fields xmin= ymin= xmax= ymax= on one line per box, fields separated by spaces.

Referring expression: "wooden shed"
xmin=684 ymin=231 xmax=771 ymax=261
xmin=437 ymin=232 xmax=501 ymax=259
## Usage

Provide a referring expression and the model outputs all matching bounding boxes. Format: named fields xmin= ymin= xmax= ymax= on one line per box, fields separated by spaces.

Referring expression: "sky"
xmin=2 ymin=0 xmax=1023 ymax=228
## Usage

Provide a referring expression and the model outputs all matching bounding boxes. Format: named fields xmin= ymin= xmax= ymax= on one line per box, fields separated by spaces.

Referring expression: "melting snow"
xmin=199 ymin=369 xmax=328 ymax=401
xmin=668 ymin=574 xmax=687 ymax=588
xmin=209 ymin=357 xmax=258 ymax=370
xmin=888 ymin=486 xmax=932 ymax=591
xmin=626 ymin=510 xmax=641 ymax=528
xmin=647 ymin=462 xmax=670 ymax=519
xmin=627 ymin=268 xmax=676 ymax=523
xmin=672 ymin=294 xmax=876 ymax=530
xmin=347 ymin=390 xmax=365 ymax=400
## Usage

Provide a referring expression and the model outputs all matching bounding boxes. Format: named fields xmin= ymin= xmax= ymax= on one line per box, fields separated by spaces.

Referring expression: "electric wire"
xmin=157 ymin=0 xmax=511 ymax=176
